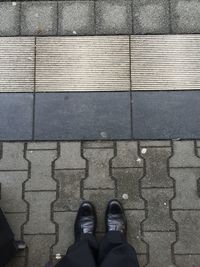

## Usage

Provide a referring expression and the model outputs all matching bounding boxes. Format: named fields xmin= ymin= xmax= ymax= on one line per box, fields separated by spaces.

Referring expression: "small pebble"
xmin=122 ymin=193 xmax=129 ymax=200
xmin=73 ymin=31 xmax=77 ymax=35
xmin=56 ymin=254 xmax=62 ymax=260
xmin=100 ymin=132 xmax=107 ymax=138
xmin=141 ymin=148 xmax=147 ymax=154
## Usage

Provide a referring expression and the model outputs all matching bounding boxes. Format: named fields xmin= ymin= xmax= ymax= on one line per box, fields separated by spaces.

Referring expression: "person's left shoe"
xmin=74 ymin=201 xmax=97 ymax=242
xmin=105 ymin=199 xmax=127 ymax=236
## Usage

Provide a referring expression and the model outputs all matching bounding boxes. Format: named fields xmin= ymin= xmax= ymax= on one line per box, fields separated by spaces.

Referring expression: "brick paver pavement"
xmin=0 ymin=141 xmax=199 ymax=267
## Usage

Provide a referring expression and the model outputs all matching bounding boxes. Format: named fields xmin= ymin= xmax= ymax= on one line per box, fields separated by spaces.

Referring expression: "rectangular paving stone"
xmin=140 ymin=141 xmax=171 ymax=147
xmin=171 ymin=0 xmax=200 ymax=33
xmin=27 ymin=142 xmax=57 ymax=150
xmin=0 ymin=38 xmax=34 ymax=92
xmin=0 ymin=94 xmax=33 ymax=140
xmin=34 ymin=92 xmax=131 ymax=140
xmin=0 ymin=2 xmax=20 ymax=36
xmin=36 ymin=36 xmax=130 ymax=91
xmin=131 ymin=35 xmax=200 ymax=90
xmin=83 ymin=141 xmax=114 ymax=148
xmin=96 ymin=0 xmax=132 ymax=35
xmin=133 ymin=0 xmax=170 ymax=34
xmin=132 ymin=91 xmax=200 ymax=139
xmin=58 ymin=1 xmax=95 ymax=35
xmin=21 ymin=1 xmax=57 ymax=35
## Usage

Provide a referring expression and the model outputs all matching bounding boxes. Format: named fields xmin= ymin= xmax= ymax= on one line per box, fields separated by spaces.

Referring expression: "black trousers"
xmin=0 ymin=208 xmax=17 ymax=267
xmin=55 ymin=232 xmax=140 ymax=267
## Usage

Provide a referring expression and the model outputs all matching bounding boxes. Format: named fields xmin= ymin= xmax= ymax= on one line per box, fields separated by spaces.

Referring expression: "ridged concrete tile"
xmin=132 ymin=91 xmax=200 ymax=139
xmin=0 ymin=37 xmax=35 ymax=92
xmin=36 ymin=36 xmax=130 ymax=91
xmin=131 ymin=35 xmax=200 ymax=90
xmin=34 ymin=92 xmax=131 ymax=140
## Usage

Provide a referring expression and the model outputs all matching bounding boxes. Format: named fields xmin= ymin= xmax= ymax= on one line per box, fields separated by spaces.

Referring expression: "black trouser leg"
xmin=55 ymin=234 xmax=98 ymax=267
xmin=98 ymin=232 xmax=140 ymax=267
xmin=0 ymin=208 xmax=17 ymax=267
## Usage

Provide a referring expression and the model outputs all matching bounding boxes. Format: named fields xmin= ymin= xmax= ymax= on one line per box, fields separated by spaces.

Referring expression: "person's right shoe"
xmin=74 ymin=201 xmax=97 ymax=242
xmin=105 ymin=199 xmax=127 ymax=236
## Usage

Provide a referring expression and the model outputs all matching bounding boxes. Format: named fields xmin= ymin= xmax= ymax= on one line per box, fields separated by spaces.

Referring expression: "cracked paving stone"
xmin=170 ymin=141 xmax=200 ymax=167
xmin=53 ymin=211 xmax=76 ymax=255
xmin=140 ymin=146 xmax=173 ymax=188
xmin=112 ymin=168 xmax=144 ymax=209
xmin=0 ymin=171 xmax=27 ymax=212
xmin=55 ymin=142 xmax=85 ymax=169
xmin=24 ymin=235 xmax=55 ymax=267
xmin=25 ymin=149 xmax=57 ymax=191
xmin=126 ymin=210 xmax=147 ymax=254
xmin=142 ymin=189 xmax=175 ymax=231
xmin=83 ymin=148 xmax=115 ymax=189
xmin=112 ymin=141 xmax=143 ymax=168
xmin=173 ymin=211 xmax=200 ymax=254
xmin=0 ymin=143 xmax=28 ymax=170
xmin=133 ymin=0 xmax=170 ymax=34
xmin=144 ymin=232 xmax=176 ymax=267
xmin=24 ymin=191 xmax=56 ymax=234
xmin=54 ymin=169 xmax=84 ymax=211
xmin=83 ymin=189 xmax=115 ymax=232
xmin=170 ymin=168 xmax=200 ymax=209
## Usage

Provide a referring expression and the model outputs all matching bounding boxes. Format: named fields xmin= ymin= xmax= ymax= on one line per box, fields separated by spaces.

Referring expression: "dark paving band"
xmin=1 ymin=91 xmax=200 ymax=141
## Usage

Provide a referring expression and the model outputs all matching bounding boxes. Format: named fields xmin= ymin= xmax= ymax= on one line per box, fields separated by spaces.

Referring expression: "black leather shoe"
xmin=74 ymin=202 xmax=97 ymax=242
xmin=105 ymin=200 xmax=127 ymax=236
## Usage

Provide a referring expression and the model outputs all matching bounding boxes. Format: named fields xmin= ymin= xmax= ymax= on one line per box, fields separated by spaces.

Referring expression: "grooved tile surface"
xmin=131 ymin=35 xmax=200 ymax=90
xmin=0 ymin=37 xmax=35 ymax=92
xmin=36 ymin=36 xmax=130 ymax=91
